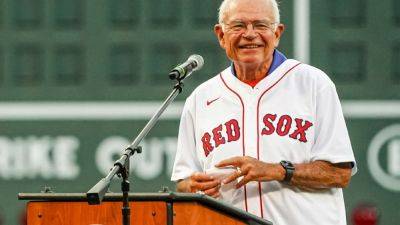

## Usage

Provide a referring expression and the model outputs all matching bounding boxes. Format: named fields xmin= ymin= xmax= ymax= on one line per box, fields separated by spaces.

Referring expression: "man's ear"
xmin=274 ymin=24 xmax=285 ymax=48
xmin=214 ymin=24 xmax=225 ymax=49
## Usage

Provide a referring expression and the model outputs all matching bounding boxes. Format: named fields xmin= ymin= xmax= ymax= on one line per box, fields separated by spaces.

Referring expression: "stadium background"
xmin=0 ymin=0 xmax=399 ymax=224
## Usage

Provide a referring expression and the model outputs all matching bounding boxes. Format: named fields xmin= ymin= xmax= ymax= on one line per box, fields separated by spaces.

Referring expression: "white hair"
xmin=218 ymin=0 xmax=280 ymax=24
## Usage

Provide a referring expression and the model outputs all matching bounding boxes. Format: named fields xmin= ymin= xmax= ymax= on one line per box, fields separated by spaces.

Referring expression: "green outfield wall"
xmin=0 ymin=1 xmax=399 ymax=225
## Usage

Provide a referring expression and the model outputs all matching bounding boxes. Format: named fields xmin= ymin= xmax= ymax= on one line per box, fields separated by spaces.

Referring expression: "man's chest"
xmin=194 ymin=89 xmax=315 ymax=166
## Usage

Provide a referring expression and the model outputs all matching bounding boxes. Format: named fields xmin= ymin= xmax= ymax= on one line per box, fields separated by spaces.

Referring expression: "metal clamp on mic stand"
xmin=86 ymin=54 xmax=204 ymax=225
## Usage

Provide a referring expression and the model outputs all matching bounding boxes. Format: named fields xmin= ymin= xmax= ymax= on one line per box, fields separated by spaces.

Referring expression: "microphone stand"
xmin=86 ymin=77 xmax=187 ymax=225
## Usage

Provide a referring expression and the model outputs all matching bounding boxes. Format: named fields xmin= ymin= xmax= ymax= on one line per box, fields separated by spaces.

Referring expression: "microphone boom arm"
xmin=87 ymin=54 xmax=203 ymax=225
xmin=86 ymin=80 xmax=185 ymax=205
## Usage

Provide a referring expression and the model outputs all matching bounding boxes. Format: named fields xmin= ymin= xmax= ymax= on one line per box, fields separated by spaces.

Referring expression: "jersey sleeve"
xmin=310 ymin=81 xmax=357 ymax=175
xmin=171 ymin=94 xmax=203 ymax=181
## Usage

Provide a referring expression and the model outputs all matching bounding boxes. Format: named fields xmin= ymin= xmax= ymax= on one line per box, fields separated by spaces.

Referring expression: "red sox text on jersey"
xmin=201 ymin=114 xmax=313 ymax=157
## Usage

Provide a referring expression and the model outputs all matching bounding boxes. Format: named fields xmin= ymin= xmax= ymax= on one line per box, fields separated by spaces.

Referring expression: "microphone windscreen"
xmin=189 ymin=54 xmax=204 ymax=71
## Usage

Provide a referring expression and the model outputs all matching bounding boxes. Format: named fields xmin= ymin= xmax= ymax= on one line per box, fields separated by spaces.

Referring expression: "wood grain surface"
xmin=27 ymin=201 xmax=166 ymax=225
xmin=27 ymin=201 xmax=246 ymax=225
xmin=173 ymin=202 xmax=246 ymax=225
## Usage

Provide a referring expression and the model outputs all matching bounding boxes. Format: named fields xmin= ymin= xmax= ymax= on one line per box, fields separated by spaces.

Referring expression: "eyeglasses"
xmin=223 ymin=20 xmax=277 ymax=33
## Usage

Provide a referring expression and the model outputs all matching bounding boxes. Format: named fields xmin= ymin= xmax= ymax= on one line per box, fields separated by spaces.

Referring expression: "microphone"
xmin=169 ymin=54 xmax=204 ymax=80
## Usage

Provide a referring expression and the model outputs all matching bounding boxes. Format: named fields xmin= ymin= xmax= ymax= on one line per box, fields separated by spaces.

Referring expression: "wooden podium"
xmin=19 ymin=192 xmax=272 ymax=225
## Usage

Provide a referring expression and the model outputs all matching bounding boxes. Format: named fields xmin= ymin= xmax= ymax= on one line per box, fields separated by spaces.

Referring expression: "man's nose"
xmin=242 ymin=24 xmax=257 ymax=39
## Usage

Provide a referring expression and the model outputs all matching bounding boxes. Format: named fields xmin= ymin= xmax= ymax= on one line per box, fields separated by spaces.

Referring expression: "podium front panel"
xmin=27 ymin=201 xmax=166 ymax=225
xmin=20 ymin=193 xmax=272 ymax=225
xmin=174 ymin=202 xmax=246 ymax=225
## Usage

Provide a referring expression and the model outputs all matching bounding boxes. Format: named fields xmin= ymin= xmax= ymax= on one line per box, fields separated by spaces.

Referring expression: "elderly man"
xmin=171 ymin=0 xmax=357 ymax=224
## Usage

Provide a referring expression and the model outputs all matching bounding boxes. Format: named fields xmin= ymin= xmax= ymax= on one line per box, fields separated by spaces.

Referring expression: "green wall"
xmin=0 ymin=1 xmax=399 ymax=225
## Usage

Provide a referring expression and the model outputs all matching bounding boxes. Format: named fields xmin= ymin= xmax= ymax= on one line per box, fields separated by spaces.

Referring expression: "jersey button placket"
xmin=245 ymin=95 xmax=258 ymax=157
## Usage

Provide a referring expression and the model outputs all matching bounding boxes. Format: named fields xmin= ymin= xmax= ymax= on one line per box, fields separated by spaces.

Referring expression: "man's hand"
xmin=215 ymin=156 xmax=285 ymax=188
xmin=176 ymin=172 xmax=221 ymax=198
xmin=216 ymin=157 xmax=353 ymax=190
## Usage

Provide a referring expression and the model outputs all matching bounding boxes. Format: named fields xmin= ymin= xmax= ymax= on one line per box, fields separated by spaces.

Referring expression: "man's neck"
xmin=231 ymin=49 xmax=288 ymax=82
xmin=234 ymin=58 xmax=273 ymax=82
xmin=231 ymin=49 xmax=287 ymax=82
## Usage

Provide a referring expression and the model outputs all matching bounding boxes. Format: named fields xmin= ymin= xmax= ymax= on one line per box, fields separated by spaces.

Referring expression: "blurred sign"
xmin=0 ymin=136 xmax=79 ymax=180
xmin=95 ymin=136 xmax=177 ymax=180
xmin=0 ymin=135 xmax=177 ymax=181
xmin=367 ymin=124 xmax=400 ymax=192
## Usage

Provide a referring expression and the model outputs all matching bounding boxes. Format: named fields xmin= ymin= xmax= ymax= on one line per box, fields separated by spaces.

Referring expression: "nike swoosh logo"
xmin=207 ymin=97 xmax=220 ymax=106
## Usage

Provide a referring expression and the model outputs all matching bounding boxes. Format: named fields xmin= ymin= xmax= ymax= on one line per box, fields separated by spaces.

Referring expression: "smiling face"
xmin=215 ymin=0 xmax=284 ymax=68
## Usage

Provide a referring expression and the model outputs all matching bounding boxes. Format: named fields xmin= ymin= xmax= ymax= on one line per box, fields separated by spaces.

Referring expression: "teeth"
xmin=242 ymin=45 xmax=259 ymax=49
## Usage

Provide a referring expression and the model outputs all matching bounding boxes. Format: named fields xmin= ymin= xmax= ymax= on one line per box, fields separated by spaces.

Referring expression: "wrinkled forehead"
xmin=224 ymin=0 xmax=275 ymax=22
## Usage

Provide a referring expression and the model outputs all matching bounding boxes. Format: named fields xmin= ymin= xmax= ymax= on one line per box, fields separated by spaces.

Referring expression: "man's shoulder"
xmin=294 ymin=61 xmax=329 ymax=78
xmin=191 ymin=67 xmax=229 ymax=94
xmin=290 ymin=60 xmax=335 ymax=89
xmin=183 ymin=67 xmax=229 ymax=109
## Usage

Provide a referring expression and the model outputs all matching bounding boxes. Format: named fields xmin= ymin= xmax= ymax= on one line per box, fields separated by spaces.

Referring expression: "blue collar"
xmin=230 ymin=49 xmax=287 ymax=76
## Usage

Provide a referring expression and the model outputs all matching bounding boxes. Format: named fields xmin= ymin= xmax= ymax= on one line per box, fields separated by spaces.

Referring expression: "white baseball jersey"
xmin=171 ymin=58 xmax=357 ymax=225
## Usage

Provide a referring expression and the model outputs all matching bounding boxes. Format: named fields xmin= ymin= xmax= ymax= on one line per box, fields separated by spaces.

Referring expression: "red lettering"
xmin=289 ymin=118 xmax=313 ymax=143
xmin=201 ymin=132 xmax=213 ymax=156
xmin=212 ymin=124 xmax=226 ymax=148
xmin=225 ymin=119 xmax=240 ymax=142
xmin=276 ymin=115 xmax=292 ymax=136
xmin=261 ymin=114 xmax=277 ymax=135
xmin=201 ymin=118 xmax=242 ymax=156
